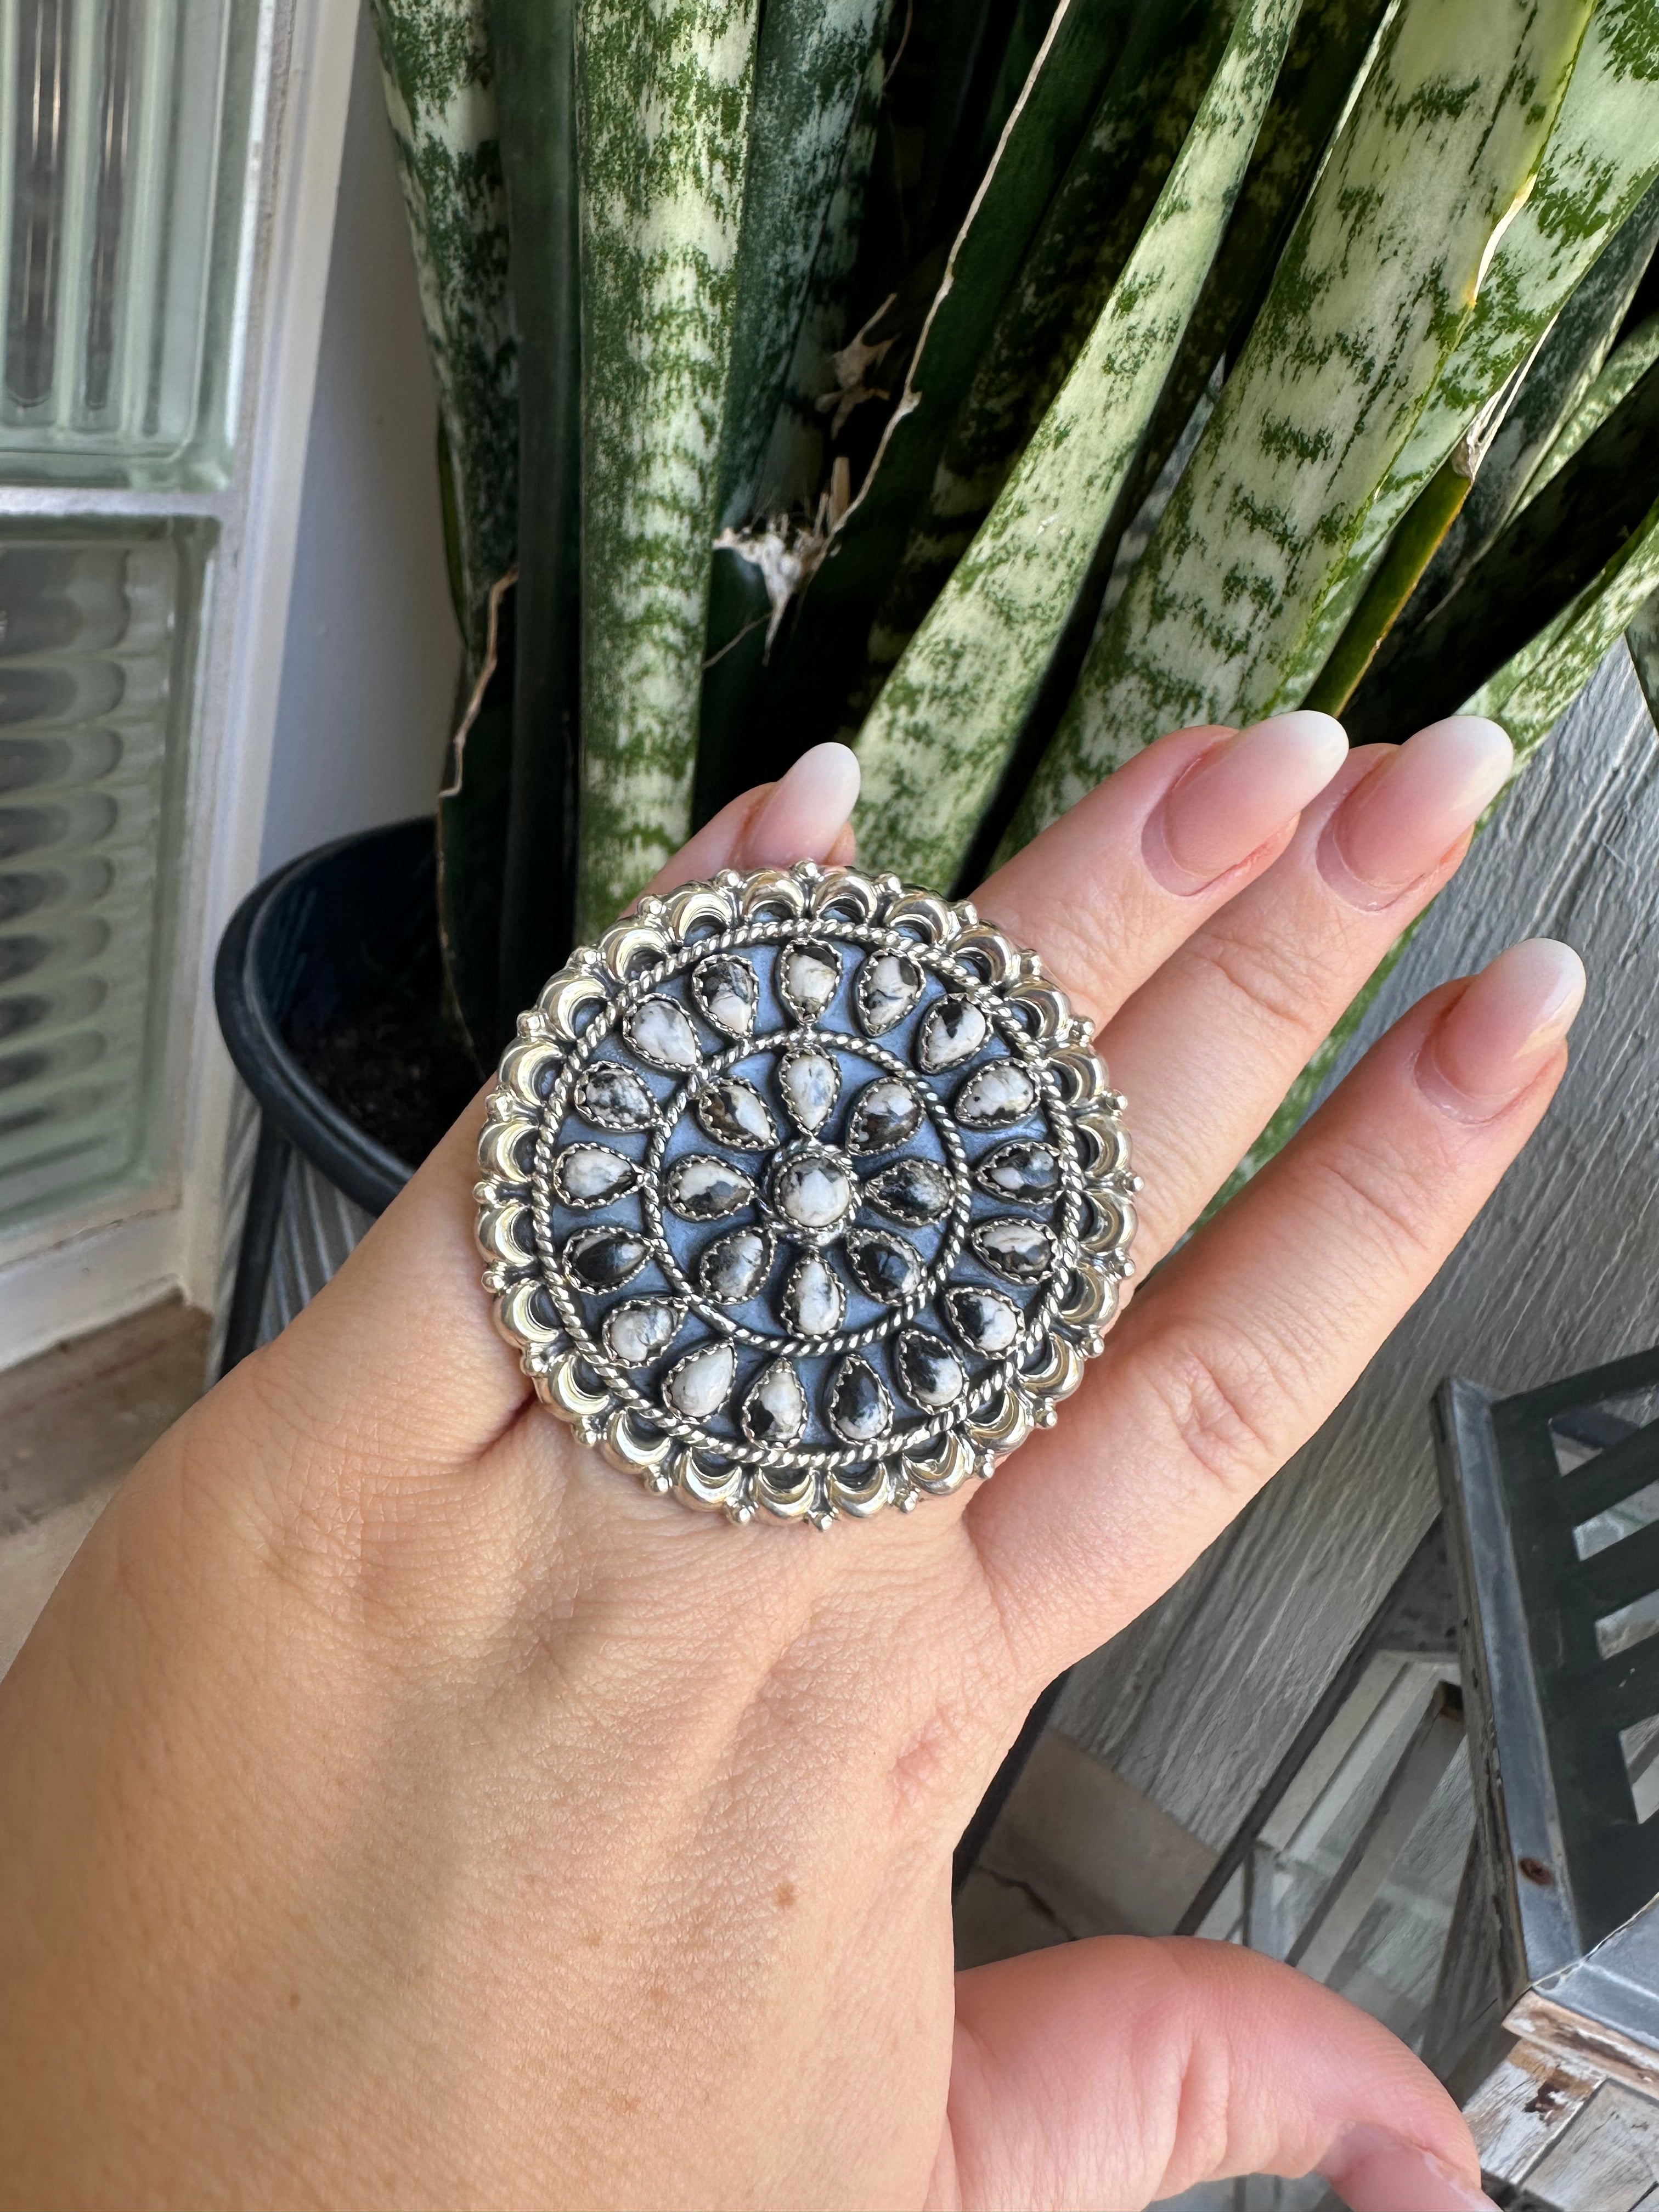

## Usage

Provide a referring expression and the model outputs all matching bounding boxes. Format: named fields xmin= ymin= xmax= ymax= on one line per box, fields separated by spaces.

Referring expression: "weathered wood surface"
xmin=1057 ymin=646 xmax=1659 ymax=1850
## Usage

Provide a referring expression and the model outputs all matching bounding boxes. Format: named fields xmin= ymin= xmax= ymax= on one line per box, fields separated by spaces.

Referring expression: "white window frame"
xmin=0 ymin=0 xmax=358 ymax=1369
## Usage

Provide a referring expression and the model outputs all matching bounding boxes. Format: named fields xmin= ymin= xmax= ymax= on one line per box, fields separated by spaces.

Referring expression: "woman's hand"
xmin=0 ymin=712 xmax=1570 ymax=2211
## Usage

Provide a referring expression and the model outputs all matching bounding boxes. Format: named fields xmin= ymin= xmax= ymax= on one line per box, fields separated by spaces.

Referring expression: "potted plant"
xmin=213 ymin=0 xmax=1659 ymax=1372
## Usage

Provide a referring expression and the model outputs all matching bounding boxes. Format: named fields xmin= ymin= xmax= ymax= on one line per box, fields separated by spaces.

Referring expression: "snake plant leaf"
xmin=851 ymin=0 xmax=1303 ymax=889
xmin=489 ymin=0 xmax=584 ymax=1030
xmin=755 ymin=0 xmax=1137 ymax=757
xmin=858 ymin=0 xmax=1249 ymax=709
xmin=1306 ymin=0 xmax=1659 ymax=682
xmin=365 ymin=0 xmax=517 ymax=666
xmin=1007 ymin=0 xmax=1596 ymax=855
xmin=1465 ymin=488 xmax=1659 ymax=759
xmin=1405 ymin=177 xmax=1659 ymax=607
xmin=1330 ymin=167 xmax=1659 ymax=732
xmin=1521 ymin=309 xmax=1659 ymax=502
xmin=1092 ymin=0 xmax=1395 ymax=617
xmin=715 ymin=0 xmax=891 ymax=529
xmin=1345 ymin=351 xmax=1659 ymax=736
xmin=574 ymin=0 xmax=761 ymax=939
xmin=692 ymin=29 xmax=892 ymax=828
xmin=1628 ymin=584 xmax=1659 ymax=722
xmin=437 ymin=574 xmax=517 ymax=1063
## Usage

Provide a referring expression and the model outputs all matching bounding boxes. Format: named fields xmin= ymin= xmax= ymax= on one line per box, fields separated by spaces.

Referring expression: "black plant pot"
xmin=212 ymin=818 xmax=451 ymax=1376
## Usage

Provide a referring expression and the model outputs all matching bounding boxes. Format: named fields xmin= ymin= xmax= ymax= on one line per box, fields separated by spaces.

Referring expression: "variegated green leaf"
xmin=857 ymin=0 xmax=1248 ymax=703
xmin=1629 ymin=581 xmax=1659 ymax=720
xmin=1007 ymin=0 xmax=1595 ymax=855
xmin=1466 ymin=487 xmax=1659 ymax=757
xmin=754 ymin=0 xmax=1135 ymax=755
xmin=1336 ymin=174 xmax=1659 ymax=735
xmin=366 ymin=0 xmax=518 ymax=664
xmin=489 ymin=0 xmax=583 ymax=1031
xmin=715 ymin=0 xmax=891 ymax=528
xmin=574 ymin=0 xmax=760 ymax=938
xmin=851 ymin=0 xmax=1303 ymax=888
xmin=1344 ymin=351 xmax=1659 ymax=730
xmin=1523 ymin=309 xmax=1659 ymax=501
xmin=1296 ymin=0 xmax=1659 ymax=688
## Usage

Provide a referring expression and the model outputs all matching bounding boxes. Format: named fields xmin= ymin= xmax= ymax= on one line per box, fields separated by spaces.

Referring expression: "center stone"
xmin=769 ymin=1144 xmax=857 ymax=1239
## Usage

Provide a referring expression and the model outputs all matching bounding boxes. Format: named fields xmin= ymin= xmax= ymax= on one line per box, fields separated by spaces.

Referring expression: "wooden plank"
xmin=1522 ymin=2081 xmax=1659 ymax=2212
xmin=1465 ymin=2040 xmax=1602 ymax=2190
xmin=1056 ymin=646 xmax=1659 ymax=1849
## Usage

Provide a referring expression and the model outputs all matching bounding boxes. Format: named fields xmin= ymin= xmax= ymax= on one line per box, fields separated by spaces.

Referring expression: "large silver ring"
xmin=476 ymin=863 xmax=1138 ymax=1526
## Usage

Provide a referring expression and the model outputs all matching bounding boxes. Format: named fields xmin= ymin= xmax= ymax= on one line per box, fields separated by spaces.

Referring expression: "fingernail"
xmin=742 ymin=743 xmax=861 ymax=867
xmin=1322 ymin=716 xmax=1513 ymax=909
xmin=1418 ymin=939 xmax=1585 ymax=1120
xmin=1322 ymin=2127 xmax=1496 ymax=2210
xmin=1148 ymin=710 xmax=1348 ymax=890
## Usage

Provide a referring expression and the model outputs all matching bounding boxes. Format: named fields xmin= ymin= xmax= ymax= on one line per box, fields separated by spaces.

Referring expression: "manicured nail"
xmin=1322 ymin=716 xmax=1513 ymax=909
xmin=1418 ymin=939 xmax=1585 ymax=1120
xmin=1148 ymin=711 xmax=1348 ymax=890
xmin=743 ymin=742 xmax=861 ymax=866
xmin=1321 ymin=2128 xmax=1496 ymax=2210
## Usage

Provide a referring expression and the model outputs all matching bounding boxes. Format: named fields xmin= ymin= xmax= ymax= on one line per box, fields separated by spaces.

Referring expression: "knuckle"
xmin=1141 ymin=1318 xmax=1291 ymax=1500
xmin=1307 ymin=1133 xmax=1440 ymax=1273
xmin=1186 ymin=918 xmax=1341 ymax=1049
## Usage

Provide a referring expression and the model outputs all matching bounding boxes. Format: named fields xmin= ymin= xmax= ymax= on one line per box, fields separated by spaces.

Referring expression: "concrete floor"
xmin=0 ymin=1297 xmax=208 ymax=1675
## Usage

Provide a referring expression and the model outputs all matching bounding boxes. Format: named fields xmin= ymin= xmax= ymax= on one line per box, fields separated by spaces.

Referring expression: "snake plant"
xmin=368 ymin=0 xmax=1659 ymax=1104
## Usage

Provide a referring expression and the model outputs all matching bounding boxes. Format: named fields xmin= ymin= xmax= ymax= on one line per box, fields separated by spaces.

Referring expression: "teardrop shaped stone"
xmin=664 ymin=1339 xmax=737 ymax=1420
xmin=693 ymin=954 xmax=758 ymax=1037
xmin=918 ymin=998 xmax=988 ymax=1072
xmin=847 ymin=1076 xmax=922 ymax=1154
xmin=975 ymin=1141 xmax=1061 ymax=1201
xmin=743 ymin=1358 xmax=807 ymax=1446
xmin=899 ymin=1329 xmax=965 ymax=1410
xmin=554 ymin=1143 xmax=635 ymax=1205
xmin=695 ymin=1076 xmax=778 ymax=1150
xmin=564 ymin=1228 xmax=648 ymax=1290
xmin=945 ymin=1285 xmax=1020 ymax=1356
xmin=777 ymin=1047 xmax=838 ymax=1134
xmin=856 ymin=951 xmax=923 ymax=1035
xmin=625 ymin=994 xmax=702 ymax=1070
xmin=827 ymin=1355 xmax=891 ymax=1443
xmin=603 ymin=1297 xmax=683 ymax=1367
xmin=779 ymin=940 xmax=841 ymax=1021
xmin=866 ymin=1158 xmax=952 ymax=1225
xmin=845 ymin=1230 xmax=922 ymax=1304
xmin=665 ymin=1154 xmax=754 ymax=1220
xmin=953 ymin=1059 xmax=1038 ymax=1127
xmin=698 ymin=1225 xmax=771 ymax=1304
xmin=575 ymin=1063 xmax=654 ymax=1130
xmin=772 ymin=1148 xmax=856 ymax=1234
xmin=972 ymin=1216 xmax=1053 ymax=1283
xmin=785 ymin=1253 xmax=845 ymax=1336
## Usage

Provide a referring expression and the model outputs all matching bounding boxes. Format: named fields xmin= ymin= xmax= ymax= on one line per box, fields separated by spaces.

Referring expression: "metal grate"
xmin=0 ymin=0 xmax=257 ymax=479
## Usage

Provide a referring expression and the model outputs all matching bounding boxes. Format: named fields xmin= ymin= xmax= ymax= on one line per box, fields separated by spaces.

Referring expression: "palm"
xmin=0 ymin=716 xmax=1556 ymax=2210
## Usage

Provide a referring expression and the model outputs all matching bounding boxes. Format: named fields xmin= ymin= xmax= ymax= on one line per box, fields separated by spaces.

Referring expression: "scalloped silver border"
xmin=475 ymin=861 xmax=1139 ymax=1527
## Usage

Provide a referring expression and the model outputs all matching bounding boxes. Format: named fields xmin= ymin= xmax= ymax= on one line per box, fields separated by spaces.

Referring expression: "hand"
xmin=0 ymin=713 xmax=1573 ymax=2211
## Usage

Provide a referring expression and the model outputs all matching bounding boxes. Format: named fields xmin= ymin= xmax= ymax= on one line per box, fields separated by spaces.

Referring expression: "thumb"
xmin=943 ymin=1936 xmax=1492 ymax=2211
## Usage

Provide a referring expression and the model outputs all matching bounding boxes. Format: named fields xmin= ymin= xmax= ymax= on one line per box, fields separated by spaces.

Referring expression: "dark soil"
xmin=287 ymin=997 xmax=482 ymax=1171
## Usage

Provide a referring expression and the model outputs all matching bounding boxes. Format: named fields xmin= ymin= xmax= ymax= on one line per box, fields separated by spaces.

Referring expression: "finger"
xmin=976 ymin=712 xmax=1348 ymax=1031
xmin=969 ymin=938 xmax=1585 ymax=1674
xmin=945 ymin=1937 xmax=1491 ymax=2210
xmin=640 ymin=739 xmax=860 ymax=901
xmin=1098 ymin=714 xmax=1515 ymax=1266
xmin=214 ymin=747 xmax=866 ymax=1468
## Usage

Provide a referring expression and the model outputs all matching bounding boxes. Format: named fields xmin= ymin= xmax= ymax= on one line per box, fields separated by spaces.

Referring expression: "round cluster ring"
xmin=475 ymin=862 xmax=1139 ymax=1527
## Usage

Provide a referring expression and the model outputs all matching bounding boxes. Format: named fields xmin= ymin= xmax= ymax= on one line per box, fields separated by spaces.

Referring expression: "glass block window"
xmin=0 ymin=0 xmax=259 ymax=484
xmin=0 ymin=522 xmax=205 ymax=1232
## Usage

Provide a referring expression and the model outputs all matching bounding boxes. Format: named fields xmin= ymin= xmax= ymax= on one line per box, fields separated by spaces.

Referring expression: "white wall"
xmin=257 ymin=4 xmax=460 ymax=874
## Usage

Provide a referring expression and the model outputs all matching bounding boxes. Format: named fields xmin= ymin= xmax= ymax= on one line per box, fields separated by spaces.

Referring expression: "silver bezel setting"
xmin=476 ymin=862 xmax=1138 ymax=1527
